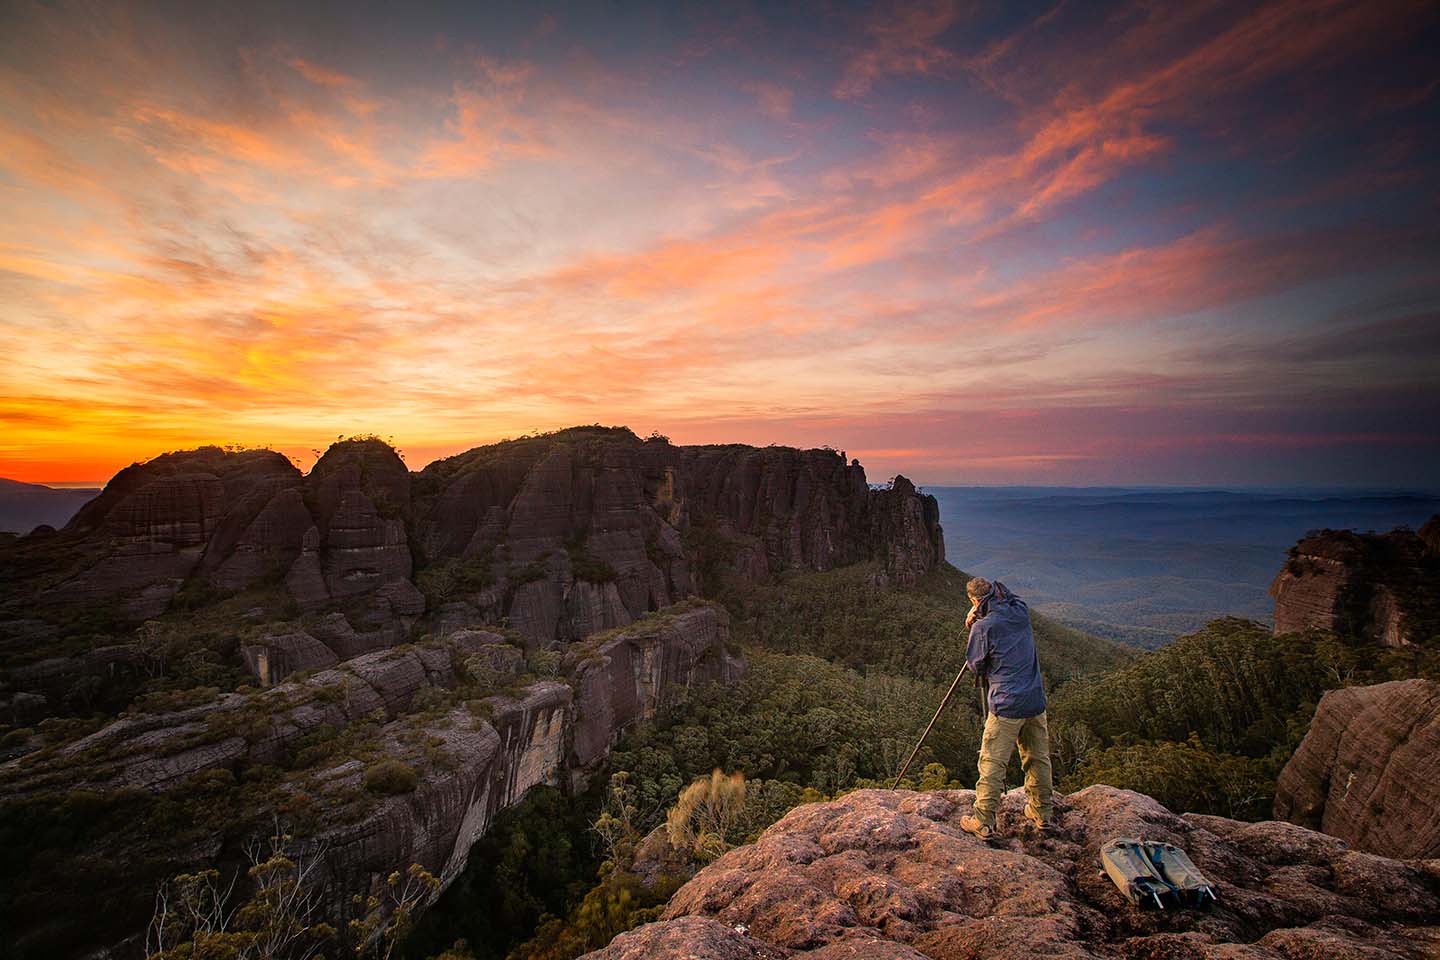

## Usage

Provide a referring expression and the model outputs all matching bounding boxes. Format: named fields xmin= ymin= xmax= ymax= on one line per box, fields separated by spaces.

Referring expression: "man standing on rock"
xmin=958 ymin=576 xmax=1055 ymax=839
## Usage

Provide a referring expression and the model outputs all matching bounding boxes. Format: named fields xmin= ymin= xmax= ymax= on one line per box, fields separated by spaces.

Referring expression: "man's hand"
xmin=965 ymin=602 xmax=981 ymax=629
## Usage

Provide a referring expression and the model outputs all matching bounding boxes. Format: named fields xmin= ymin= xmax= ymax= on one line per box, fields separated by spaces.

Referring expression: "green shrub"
xmin=363 ymin=759 xmax=419 ymax=795
xmin=569 ymin=553 xmax=617 ymax=584
xmin=508 ymin=562 xmax=548 ymax=587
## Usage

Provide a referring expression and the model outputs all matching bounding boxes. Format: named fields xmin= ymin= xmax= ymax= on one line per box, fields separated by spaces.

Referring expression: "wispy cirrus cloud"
xmin=0 ymin=0 xmax=1436 ymax=485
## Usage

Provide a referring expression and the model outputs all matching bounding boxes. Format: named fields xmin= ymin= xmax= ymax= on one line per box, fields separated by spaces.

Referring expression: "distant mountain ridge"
xmin=933 ymin=485 xmax=1440 ymax=647
xmin=0 ymin=478 xmax=100 ymax=535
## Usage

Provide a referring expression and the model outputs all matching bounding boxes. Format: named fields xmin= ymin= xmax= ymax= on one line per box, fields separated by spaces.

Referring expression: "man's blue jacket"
xmin=965 ymin=581 xmax=1047 ymax=719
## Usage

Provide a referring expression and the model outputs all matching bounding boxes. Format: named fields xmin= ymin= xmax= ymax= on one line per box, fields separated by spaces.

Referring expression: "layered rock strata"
xmin=582 ymin=785 xmax=1440 ymax=959
xmin=0 ymin=605 xmax=740 ymax=953
xmin=1275 ymin=679 xmax=1440 ymax=859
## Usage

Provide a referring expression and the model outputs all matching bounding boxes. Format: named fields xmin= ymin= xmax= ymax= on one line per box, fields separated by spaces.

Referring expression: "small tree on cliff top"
xmin=665 ymin=769 xmax=746 ymax=863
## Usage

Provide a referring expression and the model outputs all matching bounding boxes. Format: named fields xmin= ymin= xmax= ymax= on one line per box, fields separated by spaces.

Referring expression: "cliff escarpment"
xmin=1 ymin=428 xmax=942 ymax=662
xmin=0 ymin=604 xmax=739 ymax=957
xmin=1269 ymin=520 xmax=1440 ymax=646
xmin=581 ymin=786 xmax=1440 ymax=959
xmin=0 ymin=426 xmax=950 ymax=956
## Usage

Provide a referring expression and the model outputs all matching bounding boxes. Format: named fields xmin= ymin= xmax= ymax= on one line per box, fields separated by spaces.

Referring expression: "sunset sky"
xmin=2 ymin=0 xmax=1437 ymax=487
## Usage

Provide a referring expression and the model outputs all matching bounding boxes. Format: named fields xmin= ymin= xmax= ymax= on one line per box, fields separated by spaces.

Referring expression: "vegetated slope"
xmin=423 ymin=516 xmax=1440 ymax=959
xmin=1049 ymin=609 xmax=1440 ymax=821
xmin=622 ymin=557 xmax=1134 ymax=816
xmin=0 ymin=478 xmax=99 ymax=535
xmin=722 ymin=559 xmax=1136 ymax=686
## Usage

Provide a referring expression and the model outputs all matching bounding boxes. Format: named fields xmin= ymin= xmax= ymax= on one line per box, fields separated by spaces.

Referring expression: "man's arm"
xmin=965 ymin=619 xmax=989 ymax=679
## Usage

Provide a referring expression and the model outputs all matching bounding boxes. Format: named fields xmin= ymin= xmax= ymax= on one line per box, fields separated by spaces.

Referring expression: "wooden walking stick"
xmin=891 ymin=662 xmax=969 ymax=789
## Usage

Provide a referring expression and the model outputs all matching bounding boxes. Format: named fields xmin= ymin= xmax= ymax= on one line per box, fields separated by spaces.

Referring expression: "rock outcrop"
xmin=1275 ymin=679 xmax=1440 ymax=860
xmin=299 ymin=438 xmax=414 ymax=606
xmin=582 ymin=786 xmax=1440 ymax=960
xmin=43 ymin=447 xmax=305 ymax=618
xmin=0 ymin=605 xmax=738 ymax=954
xmin=4 ymin=428 xmax=943 ymax=655
xmin=1269 ymin=521 xmax=1440 ymax=645
xmin=410 ymin=428 xmax=944 ymax=646
xmin=566 ymin=603 xmax=743 ymax=769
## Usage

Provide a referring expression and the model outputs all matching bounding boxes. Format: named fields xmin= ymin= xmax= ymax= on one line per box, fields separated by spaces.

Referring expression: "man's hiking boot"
xmin=1024 ymin=803 xmax=1050 ymax=833
xmin=960 ymin=815 xmax=994 ymax=840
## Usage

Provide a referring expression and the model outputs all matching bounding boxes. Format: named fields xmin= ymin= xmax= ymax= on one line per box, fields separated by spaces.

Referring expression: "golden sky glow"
xmin=2 ymin=1 xmax=1438 ymax=485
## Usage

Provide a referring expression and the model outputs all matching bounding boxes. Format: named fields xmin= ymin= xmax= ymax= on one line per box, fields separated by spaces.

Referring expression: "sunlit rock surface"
xmin=1276 ymin=679 xmax=1440 ymax=860
xmin=582 ymin=786 xmax=1440 ymax=960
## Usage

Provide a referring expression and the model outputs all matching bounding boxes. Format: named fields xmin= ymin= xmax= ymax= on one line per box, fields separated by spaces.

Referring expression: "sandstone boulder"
xmin=582 ymin=786 xmax=1440 ymax=960
xmin=1275 ymin=679 xmax=1440 ymax=859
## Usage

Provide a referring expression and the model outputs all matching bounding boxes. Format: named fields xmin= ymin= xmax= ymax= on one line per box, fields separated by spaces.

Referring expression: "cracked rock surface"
xmin=582 ymin=785 xmax=1440 ymax=960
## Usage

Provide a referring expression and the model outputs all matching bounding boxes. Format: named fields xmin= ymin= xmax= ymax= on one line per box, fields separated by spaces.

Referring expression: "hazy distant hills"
xmin=0 ymin=478 xmax=100 ymax=534
xmin=932 ymin=486 xmax=1440 ymax=647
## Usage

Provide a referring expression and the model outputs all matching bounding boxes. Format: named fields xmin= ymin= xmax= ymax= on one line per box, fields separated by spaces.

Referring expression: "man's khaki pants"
xmin=973 ymin=711 xmax=1054 ymax=828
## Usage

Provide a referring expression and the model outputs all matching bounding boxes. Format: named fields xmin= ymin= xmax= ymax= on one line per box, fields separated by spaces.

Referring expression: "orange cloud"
xmin=288 ymin=57 xmax=359 ymax=89
xmin=1 ymin=0 xmax=1435 ymax=487
xmin=835 ymin=0 xmax=963 ymax=99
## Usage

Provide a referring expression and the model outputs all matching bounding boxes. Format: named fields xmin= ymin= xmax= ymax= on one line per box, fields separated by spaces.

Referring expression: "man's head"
xmin=966 ymin=576 xmax=993 ymax=604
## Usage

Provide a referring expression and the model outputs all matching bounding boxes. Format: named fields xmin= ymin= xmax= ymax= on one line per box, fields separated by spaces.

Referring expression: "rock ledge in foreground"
xmin=583 ymin=785 xmax=1440 ymax=960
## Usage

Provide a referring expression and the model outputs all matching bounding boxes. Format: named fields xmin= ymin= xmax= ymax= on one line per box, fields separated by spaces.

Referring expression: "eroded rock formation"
xmin=1275 ymin=679 xmax=1440 ymax=860
xmin=1269 ymin=520 xmax=1440 ymax=645
xmin=0 ymin=605 xmax=739 ymax=953
xmin=582 ymin=786 xmax=1440 ymax=960
xmin=45 ymin=447 xmax=305 ymax=618
xmin=412 ymin=429 xmax=945 ymax=647
xmin=4 ymin=428 xmax=943 ymax=655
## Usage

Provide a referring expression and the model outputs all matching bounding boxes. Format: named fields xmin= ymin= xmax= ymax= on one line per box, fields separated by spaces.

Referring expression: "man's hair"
xmin=966 ymin=576 xmax=993 ymax=602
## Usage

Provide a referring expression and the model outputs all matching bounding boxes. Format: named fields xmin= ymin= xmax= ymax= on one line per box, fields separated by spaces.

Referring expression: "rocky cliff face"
xmin=43 ymin=446 xmax=305 ymax=619
xmin=0 ymin=426 xmax=940 ymax=954
xmin=1269 ymin=521 xmax=1440 ymax=645
xmin=0 ymin=604 xmax=740 ymax=955
xmin=582 ymin=785 xmax=1440 ymax=960
xmin=1274 ymin=679 xmax=1440 ymax=860
xmin=3 ymin=428 xmax=942 ymax=657
xmin=412 ymin=429 xmax=945 ymax=647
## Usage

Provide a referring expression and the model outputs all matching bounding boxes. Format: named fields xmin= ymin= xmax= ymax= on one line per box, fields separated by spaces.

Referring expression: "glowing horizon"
xmin=3 ymin=1 xmax=1438 ymax=487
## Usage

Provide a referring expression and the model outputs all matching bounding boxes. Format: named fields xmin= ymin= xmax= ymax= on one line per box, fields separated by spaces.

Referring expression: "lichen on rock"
xmin=581 ymin=785 xmax=1440 ymax=959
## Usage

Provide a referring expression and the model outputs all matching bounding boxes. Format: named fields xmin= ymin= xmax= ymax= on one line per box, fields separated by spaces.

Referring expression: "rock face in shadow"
xmin=566 ymin=604 xmax=743 ymax=769
xmin=1275 ymin=679 xmax=1440 ymax=860
xmin=8 ymin=429 xmax=942 ymax=656
xmin=582 ymin=786 xmax=1440 ymax=960
xmin=414 ymin=429 xmax=944 ymax=647
xmin=0 ymin=605 xmax=738 ymax=952
xmin=44 ymin=447 xmax=305 ymax=618
xmin=1269 ymin=521 xmax=1439 ymax=645
xmin=300 ymin=439 xmax=414 ymax=606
